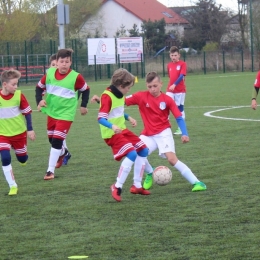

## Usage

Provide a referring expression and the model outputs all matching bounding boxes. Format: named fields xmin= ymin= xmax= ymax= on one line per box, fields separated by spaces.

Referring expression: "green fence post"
xmin=203 ymin=52 xmax=206 ymax=75
xmin=241 ymin=50 xmax=244 ymax=72
xmin=118 ymin=54 xmax=121 ymax=68
xmin=162 ymin=52 xmax=165 ymax=77
xmin=128 ymin=63 xmax=131 ymax=73
xmin=223 ymin=51 xmax=226 ymax=73
xmin=30 ymin=41 xmax=34 ymax=66
xmin=50 ymin=40 xmax=53 ymax=55
xmin=25 ymin=41 xmax=28 ymax=84
xmin=107 ymin=64 xmax=111 ymax=78
xmin=75 ymin=39 xmax=78 ymax=71
xmin=7 ymin=42 xmax=10 ymax=67
xmin=94 ymin=55 xmax=97 ymax=81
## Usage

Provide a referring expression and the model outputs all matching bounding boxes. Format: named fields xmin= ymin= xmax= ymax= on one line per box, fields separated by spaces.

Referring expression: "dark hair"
xmin=49 ymin=54 xmax=57 ymax=63
xmin=145 ymin=71 xmax=161 ymax=83
xmin=111 ymin=68 xmax=135 ymax=88
xmin=1 ymin=69 xmax=21 ymax=84
xmin=56 ymin=48 xmax=73 ymax=60
xmin=169 ymin=46 xmax=180 ymax=54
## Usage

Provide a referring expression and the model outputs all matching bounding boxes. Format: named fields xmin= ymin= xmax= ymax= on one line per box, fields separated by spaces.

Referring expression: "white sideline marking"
xmin=204 ymin=106 xmax=260 ymax=121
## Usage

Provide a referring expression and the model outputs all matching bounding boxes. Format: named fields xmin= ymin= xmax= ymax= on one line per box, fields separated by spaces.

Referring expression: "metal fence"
xmin=0 ymin=39 xmax=259 ymax=83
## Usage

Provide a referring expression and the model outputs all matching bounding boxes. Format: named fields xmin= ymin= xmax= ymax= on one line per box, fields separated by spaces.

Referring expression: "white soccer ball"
xmin=153 ymin=166 xmax=172 ymax=186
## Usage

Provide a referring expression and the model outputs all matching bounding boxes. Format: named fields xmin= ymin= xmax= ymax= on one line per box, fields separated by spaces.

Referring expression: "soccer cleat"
xmin=56 ymin=149 xmax=68 ymax=168
xmin=111 ymin=184 xmax=122 ymax=202
xmin=62 ymin=152 xmax=71 ymax=166
xmin=192 ymin=181 xmax=207 ymax=192
xmin=20 ymin=162 xmax=27 ymax=166
xmin=130 ymin=185 xmax=151 ymax=195
xmin=8 ymin=186 xmax=18 ymax=196
xmin=143 ymin=173 xmax=153 ymax=190
xmin=174 ymin=128 xmax=182 ymax=135
xmin=44 ymin=171 xmax=54 ymax=180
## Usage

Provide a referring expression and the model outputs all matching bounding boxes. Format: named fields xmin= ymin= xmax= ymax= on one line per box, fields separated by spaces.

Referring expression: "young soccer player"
xmin=98 ymin=68 xmax=150 ymax=202
xmin=166 ymin=46 xmax=187 ymax=135
xmin=91 ymin=72 xmax=206 ymax=192
xmin=47 ymin=54 xmax=71 ymax=166
xmin=0 ymin=69 xmax=36 ymax=195
xmin=251 ymin=70 xmax=260 ymax=110
xmin=125 ymin=71 xmax=206 ymax=192
xmin=35 ymin=48 xmax=90 ymax=180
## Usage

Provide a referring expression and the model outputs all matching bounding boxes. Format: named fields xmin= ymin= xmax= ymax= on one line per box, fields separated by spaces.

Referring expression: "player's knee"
xmin=126 ymin=150 xmax=137 ymax=162
xmin=137 ymin=147 xmax=149 ymax=157
xmin=17 ymin=155 xmax=28 ymax=164
xmin=51 ymin=138 xmax=63 ymax=149
xmin=0 ymin=150 xmax=11 ymax=166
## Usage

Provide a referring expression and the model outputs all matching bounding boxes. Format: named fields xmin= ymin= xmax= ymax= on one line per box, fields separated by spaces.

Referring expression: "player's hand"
xmin=37 ymin=100 xmax=46 ymax=111
xmin=80 ymin=107 xmax=88 ymax=115
xmin=169 ymin=84 xmax=176 ymax=91
xmin=251 ymin=99 xmax=257 ymax=110
xmin=112 ymin=125 xmax=122 ymax=134
xmin=90 ymin=95 xmax=100 ymax=103
xmin=27 ymin=130 xmax=36 ymax=141
xmin=128 ymin=116 xmax=137 ymax=127
xmin=181 ymin=135 xmax=189 ymax=143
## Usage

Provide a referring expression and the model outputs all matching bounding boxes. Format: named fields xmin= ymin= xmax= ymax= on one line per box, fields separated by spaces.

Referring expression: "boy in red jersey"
xmin=125 ymin=72 xmax=206 ymax=192
xmin=251 ymin=70 xmax=260 ymax=109
xmin=0 ymin=69 xmax=36 ymax=195
xmin=91 ymin=72 xmax=206 ymax=192
xmin=36 ymin=48 xmax=90 ymax=180
xmin=98 ymin=68 xmax=150 ymax=202
xmin=166 ymin=46 xmax=187 ymax=135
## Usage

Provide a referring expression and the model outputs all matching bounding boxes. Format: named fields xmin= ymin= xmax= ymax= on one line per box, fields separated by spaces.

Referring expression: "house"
xmin=79 ymin=0 xmax=189 ymax=38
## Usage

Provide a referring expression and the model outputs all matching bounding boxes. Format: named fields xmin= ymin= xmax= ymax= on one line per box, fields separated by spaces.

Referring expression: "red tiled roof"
xmin=103 ymin=0 xmax=188 ymax=24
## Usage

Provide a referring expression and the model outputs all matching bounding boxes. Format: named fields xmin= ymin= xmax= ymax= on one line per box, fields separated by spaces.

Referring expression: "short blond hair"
xmin=1 ymin=69 xmax=21 ymax=84
xmin=111 ymin=68 xmax=135 ymax=88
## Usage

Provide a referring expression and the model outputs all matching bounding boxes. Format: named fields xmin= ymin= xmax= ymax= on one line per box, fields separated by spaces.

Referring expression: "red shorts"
xmin=47 ymin=116 xmax=72 ymax=140
xmin=0 ymin=131 xmax=27 ymax=156
xmin=105 ymin=129 xmax=147 ymax=161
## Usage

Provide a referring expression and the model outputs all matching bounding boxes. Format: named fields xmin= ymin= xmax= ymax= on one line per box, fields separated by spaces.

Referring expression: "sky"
xmin=158 ymin=0 xmax=238 ymax=11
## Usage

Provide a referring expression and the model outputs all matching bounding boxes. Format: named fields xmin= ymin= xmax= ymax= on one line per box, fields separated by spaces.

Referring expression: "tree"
xmin=236 ymin=0 xmax=248 ymax=49
xmin=182 ymin=0 xmax=228 ymax=50
xmin=141 ymin=18 xmax=166 ymax=52
xmin=128 ymin=24 xmax=140 ymax=37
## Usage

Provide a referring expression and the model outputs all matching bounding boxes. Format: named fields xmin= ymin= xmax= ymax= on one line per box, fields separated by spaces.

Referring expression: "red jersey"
xmin=37 ymin=69 xmax=89 ymax=92
xmin=125 ymin=91 xmax=182 ymax=136
xmin=254 ymin=71 xmax=260 ymax=88
xmin=167 ymin=60 xmax=187 ymax=93
xmin=0 ymin=91 xmax=32 ymax=115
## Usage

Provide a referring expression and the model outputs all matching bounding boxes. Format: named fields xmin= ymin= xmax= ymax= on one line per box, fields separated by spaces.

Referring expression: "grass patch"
xmin=0 ymin=72 xmax=259 ymax=259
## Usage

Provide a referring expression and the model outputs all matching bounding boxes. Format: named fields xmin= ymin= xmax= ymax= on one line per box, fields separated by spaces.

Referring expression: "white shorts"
xmin=139 ymin=128 xmax=175 ymax=159
xmin=166 ymin=92 xmax=186 ymax=106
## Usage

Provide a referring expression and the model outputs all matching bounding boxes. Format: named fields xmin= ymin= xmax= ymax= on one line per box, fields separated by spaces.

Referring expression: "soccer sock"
xmin=47 ymin=148 xmax=61 ymax=173
xmin=63 ymin=139 xmax=68 ymax=150
xmin=182 ymin=111 xmax=185 ymax=120
xmin=174 ymin=160 xmax=199 ymax=184
xmin=133 ymin=156 xmax=146 ymax=188
xmin=2 ymin=164 xmax=17 ymax=188
xmin=144 ymin=158 xmax=153 ymax=174
xmin=115 ymin=157 xmax=134 ymax=188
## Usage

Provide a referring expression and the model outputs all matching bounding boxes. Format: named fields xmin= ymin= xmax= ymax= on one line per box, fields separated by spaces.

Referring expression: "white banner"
xmin=87 ymin=38 xmax=116 ymax=65
xmin=116 ymin=37 xmax=143 ymax=63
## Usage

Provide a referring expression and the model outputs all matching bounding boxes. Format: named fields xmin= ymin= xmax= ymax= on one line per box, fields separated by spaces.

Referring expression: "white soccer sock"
xmin=115 ymin=157 xmax=134 ymax=188
xmin=2 ymin=164 xmax=17 ymax=188
xmin=144 ymin=158 xmax=153 ymax=174
xmin=63 ymin=139 xmax=68 ymax=149
xmin=133 ymin=156 xmax=146 ymax=188
xmin=47 ymin=147 xmax=61 ymax=173
xmin=174 ymin=160 xmax=199 ymax=184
